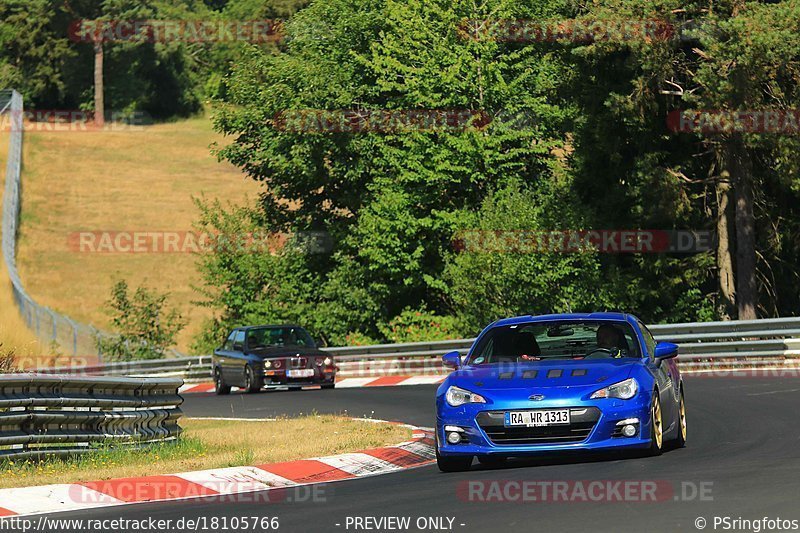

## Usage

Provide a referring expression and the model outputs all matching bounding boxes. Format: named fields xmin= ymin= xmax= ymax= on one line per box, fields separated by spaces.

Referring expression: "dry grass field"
xmin=13 ymin=116 xmax=261 ymax=353
xmin=0 ymin=130 xmax=46 ymax=361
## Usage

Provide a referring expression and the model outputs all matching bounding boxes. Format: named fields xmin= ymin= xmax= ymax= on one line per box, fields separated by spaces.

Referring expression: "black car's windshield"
xmin=245 ymin=326 xmax=316 ymax=350
xmin=468 ymin=321 xmax=641 ymax=364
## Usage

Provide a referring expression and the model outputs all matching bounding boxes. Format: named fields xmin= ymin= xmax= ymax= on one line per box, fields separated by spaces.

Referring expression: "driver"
xmin=596 ymin=324 xmax=624 ymax=357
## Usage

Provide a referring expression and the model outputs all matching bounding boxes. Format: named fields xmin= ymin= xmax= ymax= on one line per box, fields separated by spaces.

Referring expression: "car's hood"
xmin=246 ymin=346 xmax=329 ymax=359
xmin=450 ymin=359 xmax=636 ymax=391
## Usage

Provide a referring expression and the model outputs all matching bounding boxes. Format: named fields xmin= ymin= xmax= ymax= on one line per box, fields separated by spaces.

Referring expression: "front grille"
xmin=476 ymin=407 xmax=600 ymax=445
xmin=289 ymin=357 xmax=308 ymax=368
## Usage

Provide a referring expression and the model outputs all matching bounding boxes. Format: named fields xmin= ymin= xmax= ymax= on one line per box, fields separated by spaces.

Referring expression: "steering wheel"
xmin=585 ymin=348 xmax=614 ymax=359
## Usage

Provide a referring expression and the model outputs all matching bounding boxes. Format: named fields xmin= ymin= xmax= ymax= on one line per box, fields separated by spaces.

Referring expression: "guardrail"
xmin=0 ymin=375 xmax=183 ymax=459
xmin=35 ymin=316 xmax=800 ymax=380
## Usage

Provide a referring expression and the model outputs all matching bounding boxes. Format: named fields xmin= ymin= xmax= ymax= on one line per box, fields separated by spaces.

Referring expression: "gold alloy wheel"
xmin=652 ymin=396 xmax=663 ymax=449
xmin=679 ymin=392 xmax=687 ymax=441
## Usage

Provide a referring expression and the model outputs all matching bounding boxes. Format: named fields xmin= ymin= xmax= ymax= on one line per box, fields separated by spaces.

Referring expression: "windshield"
xmin=245 ymin=326 xmax=316 ymax=350
xmin=467 ymin=321 xmax=641 ymax=364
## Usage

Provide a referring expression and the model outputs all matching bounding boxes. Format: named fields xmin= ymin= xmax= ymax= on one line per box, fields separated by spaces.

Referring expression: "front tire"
xmin=648 ymin=391 xmax=664 ymax=456
xmin=243 ymin=365 xmax=262 ymax=394
xmin=673 ymin=388 xmax=687 ymax=447
xmin=321 ymin=383 xmax=336 ymax=390
xmin=214 ymin=368 xmax=231 ymax=395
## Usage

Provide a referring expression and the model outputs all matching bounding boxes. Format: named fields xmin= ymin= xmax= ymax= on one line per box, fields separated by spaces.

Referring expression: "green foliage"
xmin=196 ymin=0 xmax=759 ymax=347
xmin=379 ymin=308 xmax=460 ymax=343
xmin=342 ymin=331 xmax=380 ymax=347
xmin=191 ymin=197 xmax=327 ymax=352
xmin=206 ymin=0 xmax=600 ymax=345
xmin=5 ymin=0 xmax=793 ymax=347
xmin=568 ymin=0 xmax=800 ymax=317
xmin=443 ymin=181 xmax=612 ymax=334
xmin=96 ymin=280 xmax=186 ymax=361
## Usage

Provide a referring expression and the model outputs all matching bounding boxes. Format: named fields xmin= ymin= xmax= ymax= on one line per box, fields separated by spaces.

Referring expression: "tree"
xmin=566 ymin=0 xmax=800 ymax=319
xmin=0 ymin=0 xmax=76 ymax=106
xmin=210 ymin=0 xmax=587 ymax=340
xmin=97 ymin=280 xmax=186 ymax=361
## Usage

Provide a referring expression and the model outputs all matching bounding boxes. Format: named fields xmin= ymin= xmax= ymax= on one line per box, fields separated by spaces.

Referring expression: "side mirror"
xmin=442 ymin=350 xmax=462 ymax=369
xmin=654 ymin=341 xmax=678 ymax=360
xmin=314 ymin=337 xmax=328 ymax=348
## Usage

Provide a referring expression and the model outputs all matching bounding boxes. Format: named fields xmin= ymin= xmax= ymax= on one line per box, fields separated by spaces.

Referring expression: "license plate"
xmin=504 ymin=409 xmax=571 ymax=427
xmin=287 ymin=369 xmax=314 ymax=378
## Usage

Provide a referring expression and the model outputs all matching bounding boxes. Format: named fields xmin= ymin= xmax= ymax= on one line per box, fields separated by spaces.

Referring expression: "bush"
xmin=0 ymin=345 xmax=16 ymax=373
xmin=379 ymin=308 xmax=460 ymax=344
xmin=342 ymin=331 xmax=380 ymax=346
xmin=96 ymin=280 xmax=185 ymax=361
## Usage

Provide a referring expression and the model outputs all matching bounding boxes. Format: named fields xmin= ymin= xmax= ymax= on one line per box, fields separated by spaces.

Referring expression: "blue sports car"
xmin=435 ymin=312 xmax=686 ymax=471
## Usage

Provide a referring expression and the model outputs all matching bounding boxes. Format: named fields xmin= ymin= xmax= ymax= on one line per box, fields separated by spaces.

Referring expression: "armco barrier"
xmin=36 ymin=316 xmax=800 ymax=380
xmin=0 ymin=375 xmax=183 ymax=459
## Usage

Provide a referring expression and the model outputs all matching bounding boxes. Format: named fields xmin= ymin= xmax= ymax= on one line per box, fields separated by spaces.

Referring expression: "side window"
xmin=233 ymin=330 xmax=246 ymax=350
xmin=639 ymin=321 xmax=656 ymax=358
xmin=223 ymin=331 xmax=236 ymax=351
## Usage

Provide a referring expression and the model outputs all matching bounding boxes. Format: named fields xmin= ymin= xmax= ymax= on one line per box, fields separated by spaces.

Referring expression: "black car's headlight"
xmin=445 ymin=385 xmax=486 ymax=407
xmin=590 ymin=378 xmax=638 ymax=400
xmin=264 ymin=360 xmax=272 ymax=369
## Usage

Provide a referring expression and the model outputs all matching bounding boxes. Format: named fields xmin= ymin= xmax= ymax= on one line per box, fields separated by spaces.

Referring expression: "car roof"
xmin=236 ymin=324 xmax=307 ymax=331
xmin=491 ymin=312 xmax=637 ymax=328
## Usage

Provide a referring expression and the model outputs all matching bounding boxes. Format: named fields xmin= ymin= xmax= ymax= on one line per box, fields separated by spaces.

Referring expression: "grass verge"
xmin=0 ymin=415 xmax=411 ymax=489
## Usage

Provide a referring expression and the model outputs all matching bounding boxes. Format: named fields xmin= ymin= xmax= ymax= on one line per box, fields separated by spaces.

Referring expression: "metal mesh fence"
xmin=1 ymin=90 xmax=106 ymax=358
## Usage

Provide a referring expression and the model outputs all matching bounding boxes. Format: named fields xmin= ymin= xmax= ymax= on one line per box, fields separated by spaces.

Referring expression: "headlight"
xmin=323 ymin=357 xmax=333 ymax=366
xmin=264 ymin=360 xmax=272 ymax=369
xmin=445 ymin=385 xmax=486 ymax=407
xmin=590 ymin=378 xmax=638 ymax=400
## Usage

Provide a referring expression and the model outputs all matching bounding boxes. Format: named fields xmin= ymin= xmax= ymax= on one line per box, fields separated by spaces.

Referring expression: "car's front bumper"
xmin=262 ymin=367 xmax=336 ymax=387
xmin=436 ymin=395 xmax=653 ymax=456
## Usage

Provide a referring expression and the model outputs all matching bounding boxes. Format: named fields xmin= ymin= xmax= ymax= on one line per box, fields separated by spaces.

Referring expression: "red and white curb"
xmin=179 ymin=375 xmax=445 ymax=394
xmin=0 ymin=425 xmax=435 ymax=517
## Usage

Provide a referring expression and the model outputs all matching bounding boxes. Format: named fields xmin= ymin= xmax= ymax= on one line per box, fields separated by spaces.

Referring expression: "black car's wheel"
xmin=243 ymin=365 xmax=262 ymax=394
xmin=435 ymin=434 xmax=472 ymax=472
xmin=321 ymin=383 xmax=335 ymax=390
xmin=214 ymin=368 xmax=231 ymax=395
xmin=477 ymin=455 xmax=506 ymax=468
xmin=648 ymin=390 xmax=664 ymax=456
xmin=673 ymin=388 xmax=687 ymax=447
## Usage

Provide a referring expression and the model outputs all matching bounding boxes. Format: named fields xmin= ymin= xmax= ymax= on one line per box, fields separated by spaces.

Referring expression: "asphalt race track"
xmin=36 ymin=376 xmax=800 ymax=532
